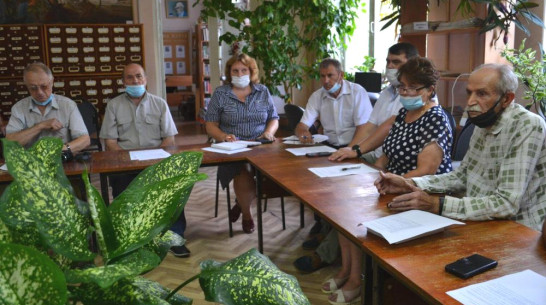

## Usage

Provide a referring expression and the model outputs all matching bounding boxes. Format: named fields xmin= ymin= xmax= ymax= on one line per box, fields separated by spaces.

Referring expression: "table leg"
xmin=100 ymin=173 xmax=110 ymax=206
xmin=372 ymin=259 xmax=384 ymax=305
xmin=362 ymin=253 xmax=373 ymax=305
xmin=255 ymin=169 xmax=264 ymax=254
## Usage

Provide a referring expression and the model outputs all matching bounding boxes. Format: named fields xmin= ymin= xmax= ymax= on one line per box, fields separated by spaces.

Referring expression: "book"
xmin=363 ymin=210 xmax=465 ymax=244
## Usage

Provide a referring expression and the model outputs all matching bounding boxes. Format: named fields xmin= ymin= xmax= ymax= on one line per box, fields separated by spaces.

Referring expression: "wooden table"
xmin=246 ymin=142 xmax=546 ymax=305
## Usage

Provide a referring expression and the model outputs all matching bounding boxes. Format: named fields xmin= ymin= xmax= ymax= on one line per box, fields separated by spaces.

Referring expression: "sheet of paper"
xmin=308 ymin=164 xmax=377 ymax=178
xmin=283 ymin=134 xmax=329 ymax=145
xmin=285 ymin=145 xmax=337 ymax=156
xmin=0 ymin=163 xmax=7 ymax=171
xmin=362 ymin=210 xmax=465 ymax=244
xmin=447 ymin=269 xmax=546 ymax=305
xmin=202 ymin=147 xmax=251 ymax=155
xmin=129 ymin=149 xmax=171 ymax=161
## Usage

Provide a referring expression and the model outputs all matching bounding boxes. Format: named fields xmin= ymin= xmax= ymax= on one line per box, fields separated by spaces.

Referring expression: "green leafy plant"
xmin=0 ymin=137 xmax=310 ymax=305
xmin=502 ymin=39 xmax=546 ymax=118
xmin=381 ymin=0 xmax=544 ymax=44
xmin=196 ymin=0 xmax=363 ymax=103
xmin=345 ymin=55 xmax=377 ymax=82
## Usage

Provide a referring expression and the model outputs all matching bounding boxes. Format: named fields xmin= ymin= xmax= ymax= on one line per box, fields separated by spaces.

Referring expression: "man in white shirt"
xmin=295 ymin=58 xmax=372 ymax=148
xmin=294 ymin=43 xmax=419 ymax=273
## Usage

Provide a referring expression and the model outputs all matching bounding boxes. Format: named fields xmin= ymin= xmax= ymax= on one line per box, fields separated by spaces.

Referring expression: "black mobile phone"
xmin=305 ymin=152 xmax=332 ymax=157
xmin=445 ymin=254 xmax=498 ymax=279
xmin=256 ymin=138 xmax=274 ymax=144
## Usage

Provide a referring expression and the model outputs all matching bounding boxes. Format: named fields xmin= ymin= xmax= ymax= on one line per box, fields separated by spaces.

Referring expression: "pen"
xmin=341 ymin=166 xmax=361 ymax=171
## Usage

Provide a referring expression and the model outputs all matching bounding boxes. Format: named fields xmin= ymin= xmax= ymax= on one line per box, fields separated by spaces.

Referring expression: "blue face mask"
xmin=32 ymin=94 xmax=53 ymax=106
xmin=125 ymin=85 xmax=146 ymax=97
xmin=325 ymin=81 xmax=341 ymax=95
xmin=399 ymin=95 xmax=424 ymax=111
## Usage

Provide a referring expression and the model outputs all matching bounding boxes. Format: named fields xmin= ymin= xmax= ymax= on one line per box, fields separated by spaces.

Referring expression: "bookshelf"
xmin=196 ymin=21 xmax=211 ymax=121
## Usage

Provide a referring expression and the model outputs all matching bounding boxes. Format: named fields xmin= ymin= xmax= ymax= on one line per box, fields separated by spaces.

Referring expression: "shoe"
xmin=293 ymin=253 xmax=328 ymax=273
xmin=170 ymin=245 xmax=191 ymax=258
xmin=309 ymin=221 xmax=323 ymax=235
xmin=242 ymin=218 xmax=255 ymax=234
xmin=321 ymin=276 xmax=348 ymax=294
xmin=229 ymin=200 xmax=242 ymax=223
xmin=302 ymin=235 xmax=324 ymax=250
xmin=328 ymin=287 xmax=361 ymax=305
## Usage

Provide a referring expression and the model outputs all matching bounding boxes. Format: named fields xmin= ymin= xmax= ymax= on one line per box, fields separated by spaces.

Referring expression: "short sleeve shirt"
xmin=383 ymin=105 xmax=453 ymax=175
xmin=99 ymin=92 xmax=178 ymax=150
xmin=6 ymin=94 xmax=88 ymax=148
xmin=300 ymin=80 xmax=373 ymax=146
xmin=205 ymin=83 xmax=279 ymax=140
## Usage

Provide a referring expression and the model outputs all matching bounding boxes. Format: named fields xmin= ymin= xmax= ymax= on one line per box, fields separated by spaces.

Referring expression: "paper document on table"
xmin=211 ymin=140 xmax=261 ymax=151
xmin=362 ymin=210 xmax=464 ymax=244
xmin=202 ymin=147 xmax=251 ymax=154
xmin=285 ymin=145 xmax=337 ymax=156
xmin=0 ymin=163 xmax=7 ymax=171
xmin=447 ymin=270 xmax=546 ymax=305
xmin=129 ymin=149 xmax=171 ymax=161
xmin=308 ymin=164 xmax=377 ymax=178
xmin=283 ymin=134 xmax=329 ymax=144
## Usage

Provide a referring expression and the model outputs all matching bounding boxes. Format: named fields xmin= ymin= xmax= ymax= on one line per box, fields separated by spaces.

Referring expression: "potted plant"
xmin=196 ymin=0 xmax=364 ymax=103
xmin=0 ymin=137 xmax=310 ymax=304
xmin=502 ymin=39 xmax=546 ymax=119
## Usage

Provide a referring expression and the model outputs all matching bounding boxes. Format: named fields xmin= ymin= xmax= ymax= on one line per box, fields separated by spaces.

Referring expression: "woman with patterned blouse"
xmin=205 ymin=53 xmax=279 ymax=234
xmin=324 ymin=57 xmax=453 ymax=305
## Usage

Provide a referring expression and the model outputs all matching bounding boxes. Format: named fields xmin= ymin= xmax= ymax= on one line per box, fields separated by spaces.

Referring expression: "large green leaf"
xmin=65 ymin=248 xmax=160 ymax=288
xmin=2 ymin=139 xmax=94 ymax=261
xmin=0 ymin=243 xmax=67 ymax=305
xmin=199 ymin=248 xmax=310 ymax=305
xmin=70 ymin=277 xmax=192 ymax=305
xmin=109 ymin=173 xmax=207 ymax=258
xmin=83 ymin=170 xmax=118 ymax=260
xmin=144 ymin=230 xmax=185 ymax=261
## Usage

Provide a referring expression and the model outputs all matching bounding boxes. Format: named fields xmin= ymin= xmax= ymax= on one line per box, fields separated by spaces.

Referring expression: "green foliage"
xmin=502 ymin=39 xmax=546 ymax=117
xmin=381 ymin=0 xmax=545 ymax=44
xmin=0 ymin=138 xmax=309 ymax=305
xmin=353 ymin=55 xmax=376 ymax=73
xmin=197 ymin=0 xmax=363 ymax=102
xmin=0 ymin=243 xmax=67 ymax=305
xmin=198 ymin=248 xmax=310 ymax=305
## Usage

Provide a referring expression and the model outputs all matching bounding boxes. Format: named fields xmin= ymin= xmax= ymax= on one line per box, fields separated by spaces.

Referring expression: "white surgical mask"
xmin=324 ymin=81 xmax=341 ymax=95
xmin=385 ymin=68 xmax=399 ymax=86
xmin=231 ymin=75 xmax=250 ymax=88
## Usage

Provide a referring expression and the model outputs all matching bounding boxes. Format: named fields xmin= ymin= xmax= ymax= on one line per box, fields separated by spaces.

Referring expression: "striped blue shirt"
xmin=205 ymin=84 xmax=279 ymax=140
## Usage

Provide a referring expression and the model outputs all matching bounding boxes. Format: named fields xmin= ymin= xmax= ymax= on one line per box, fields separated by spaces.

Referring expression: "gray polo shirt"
xmin=6 ymin=94 xmax=88 ymax=148
xmin=100 ymin=92 xmax=178 ymax=150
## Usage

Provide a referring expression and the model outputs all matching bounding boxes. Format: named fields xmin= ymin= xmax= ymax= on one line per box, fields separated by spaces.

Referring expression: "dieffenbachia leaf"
xmin=83 ymin=170 xmax=118 ymax=260
xmin=2 ymin=139 xmax=94 ymax=261
xmin=0 ymin=243 xmax=67 ymax=305
xmin=109 ymin=172 xmax=207 ymax=258
xmin=70 ymin=277 xmax=192 ymax=305
xmin=65 ymin=248 xmax=160 ymax=288
xmin=144 ymin=230 xmax=185 ymax=261
xmin=28 ymin=136 xmax=73 ymax=191
xmin=0 ymin=217 xmax=11 ymax=243
xmin=199 ymin=248 xmax=311 ymax=305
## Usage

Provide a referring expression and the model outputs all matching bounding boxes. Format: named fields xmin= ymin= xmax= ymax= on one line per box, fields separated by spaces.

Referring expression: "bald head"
xmin=123 ymin=63 xmax=147 ymax=87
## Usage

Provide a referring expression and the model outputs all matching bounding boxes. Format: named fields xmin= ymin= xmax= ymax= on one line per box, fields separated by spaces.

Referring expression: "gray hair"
xmin=23 ymin=62 xmax=53 ymax=82
xmin=474 ymin=63 xmax=518 ymax=94
xmin=319 ymin=58 xmax=343 ymax=72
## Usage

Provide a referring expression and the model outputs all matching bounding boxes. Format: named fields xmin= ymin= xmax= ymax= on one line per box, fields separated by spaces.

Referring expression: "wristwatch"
xmin=351 ymin=144 xmax=362 ymax=158
xmin=65 ymin=143 xmax=71 ymax=152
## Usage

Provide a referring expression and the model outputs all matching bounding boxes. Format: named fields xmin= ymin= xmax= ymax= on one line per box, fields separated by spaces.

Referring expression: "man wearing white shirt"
xmin=295 ymin=58 xmax=373 ymax=148
xmin=294 ymin=44 xmax=419 ymax=273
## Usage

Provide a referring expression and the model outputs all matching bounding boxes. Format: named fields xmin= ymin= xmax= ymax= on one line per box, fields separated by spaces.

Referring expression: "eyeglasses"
xmin=27 ymin=84 xmax=52 ymax=92
xmin=395 ymin=85 xmax=427 ymax=95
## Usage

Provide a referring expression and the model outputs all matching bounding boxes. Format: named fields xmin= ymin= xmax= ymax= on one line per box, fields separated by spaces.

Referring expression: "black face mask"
xmin=467 ymin=95 xmax=504 ymax=128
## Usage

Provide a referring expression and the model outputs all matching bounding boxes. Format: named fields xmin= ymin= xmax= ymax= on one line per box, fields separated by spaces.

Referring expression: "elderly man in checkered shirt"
xmin=375 ymin=63 xmax=546 ymax=231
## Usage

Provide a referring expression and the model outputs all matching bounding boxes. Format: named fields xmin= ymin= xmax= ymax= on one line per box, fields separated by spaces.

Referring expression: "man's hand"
xmin=259 ymin=131 xmax=275 ymax=141
xmin=387 ymin=189 xmax=440 ymax=214
xmin=39 ymin=118 xmax=63 ymax=131
xmin=328 ymin=146 xmax=357 ymax=161
xmin=297 ymin=130 xmax=313 ymax=144
xmin=224 ymin=134 xmax=237 ymax=142
xmin=374 ymin=171 xmax=416 ymax=195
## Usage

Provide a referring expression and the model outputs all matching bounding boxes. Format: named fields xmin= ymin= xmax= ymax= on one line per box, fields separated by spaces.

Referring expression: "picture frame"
xmin=166 ymin=0 xmax=189 ymax=19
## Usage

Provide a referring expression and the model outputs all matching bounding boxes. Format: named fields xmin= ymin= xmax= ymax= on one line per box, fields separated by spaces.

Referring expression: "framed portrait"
xmin=166 ymin=0 xmax=189 ymax=19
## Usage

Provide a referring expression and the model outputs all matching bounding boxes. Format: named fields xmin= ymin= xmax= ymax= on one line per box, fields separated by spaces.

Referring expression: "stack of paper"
xmin=285 ymin=145 xmax=337 ymax=156
xmin=283 ymin=134 xmax=329 ymax=144
xmin=362 ymin=210 xmax=465 ymax=244
xmin=211 ymin=142 xmax=248 ymax=151
xmin=129 ymin=149 xmax=171 ymax=161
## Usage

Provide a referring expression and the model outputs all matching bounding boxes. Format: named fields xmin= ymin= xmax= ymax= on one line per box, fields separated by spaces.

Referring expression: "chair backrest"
xmin=442 ymin=107 xmax=456 ymax=140
xmin=452 ymin=122 xmax=475 ymax=161
xmin=284 ymin=104 xmax=305 ymax=133
xmin=354 ymin=72 xmax=382 ymax=93
xmin=77 ymin=100 xmax=103 ymax=151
